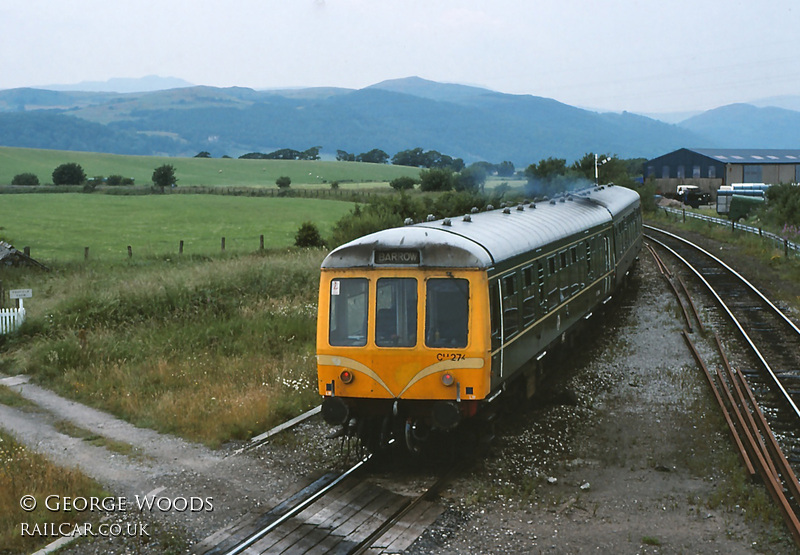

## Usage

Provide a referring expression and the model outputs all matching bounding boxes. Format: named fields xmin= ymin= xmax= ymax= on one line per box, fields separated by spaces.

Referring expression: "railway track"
xmin=644 ymin=224 xmax=800 ymax=544
xmin=196 ymin=452 xmax=448 ymax=555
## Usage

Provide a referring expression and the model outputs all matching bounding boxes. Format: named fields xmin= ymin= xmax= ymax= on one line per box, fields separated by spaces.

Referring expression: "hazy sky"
xmin=2 ymin=0 xmax=799 ymax=114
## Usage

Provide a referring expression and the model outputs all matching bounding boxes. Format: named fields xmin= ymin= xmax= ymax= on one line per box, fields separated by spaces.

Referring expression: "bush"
xmin=52 ymin=163 xmax=86 ymax=186
xmin=765 ymin=183 xmax=800 ymax=227
xmin=11 ymin=173 xmax=39 ymax=186
xmin=390 ymin=176 xmax=417 ymax=191
xmin=106 ymin=174 xmax=134 ymax=186
xmin=295 ymin=222 xmax=325 ymax=248
xmin=276 ymin=176 xmax=291 ymax=189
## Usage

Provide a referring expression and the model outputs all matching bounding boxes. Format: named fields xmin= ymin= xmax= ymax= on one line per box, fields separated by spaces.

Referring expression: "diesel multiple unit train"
xmin=316 ymin=184 xmax=642 ymax=451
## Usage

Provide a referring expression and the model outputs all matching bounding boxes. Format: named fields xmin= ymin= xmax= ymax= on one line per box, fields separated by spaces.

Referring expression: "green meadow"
xmin=0 ymin=146 xmax=419 ymax=188
xmin=1 ymin=193 xmax=354 ymax=262
xmin=0 ymin=150 xmax=382 ymax=450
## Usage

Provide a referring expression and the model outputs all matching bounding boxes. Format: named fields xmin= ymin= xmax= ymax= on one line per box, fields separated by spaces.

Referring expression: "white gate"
xmin=0 ymin=307 xmax=25 ymax=334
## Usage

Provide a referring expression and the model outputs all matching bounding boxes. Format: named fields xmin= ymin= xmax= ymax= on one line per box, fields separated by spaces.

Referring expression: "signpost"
xmin=9 ymin=288 xmax=32 ymax=309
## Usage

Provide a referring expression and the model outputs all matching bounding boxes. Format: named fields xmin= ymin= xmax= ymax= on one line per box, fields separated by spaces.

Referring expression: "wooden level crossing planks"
xmin=197 ymin=474 xmax=444 ymax=554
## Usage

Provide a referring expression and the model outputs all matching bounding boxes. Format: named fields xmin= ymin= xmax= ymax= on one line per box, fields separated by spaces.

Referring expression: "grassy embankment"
xmin=0 ymin=192 xmax=357 ymax=446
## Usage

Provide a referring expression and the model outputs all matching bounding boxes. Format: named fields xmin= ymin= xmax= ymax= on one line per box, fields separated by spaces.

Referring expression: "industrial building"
xmin=644 ymin=148 xmax=800 ymax=195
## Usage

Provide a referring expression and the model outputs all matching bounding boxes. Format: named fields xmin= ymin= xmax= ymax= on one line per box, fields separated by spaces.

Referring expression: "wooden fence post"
xmin=260 ymin=235 xmax=265 ymax=251
xmin=179 ymin=240 xmax=184 ymax=254
xmin=85 ymin=247 xmax=89 ymax=260
xmin=221 ymin=237 xmax=225 ymax=251
xmin=127 ymin=246 xmax=133 ymax=258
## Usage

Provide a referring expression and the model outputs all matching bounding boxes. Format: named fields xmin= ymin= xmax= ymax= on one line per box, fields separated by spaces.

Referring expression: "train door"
xmin=603 ymin=234 xmax=613 ymax=293
xmin=490 ymin=281 xmax=503 ymax=379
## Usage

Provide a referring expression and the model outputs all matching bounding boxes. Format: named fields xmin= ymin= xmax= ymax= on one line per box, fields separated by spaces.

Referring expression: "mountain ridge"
xmin=0 ymin=76 xmax=795 ymax=165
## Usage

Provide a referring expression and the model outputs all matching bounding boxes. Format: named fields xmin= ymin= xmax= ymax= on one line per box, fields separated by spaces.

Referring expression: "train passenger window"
xmin=522 ymin=265 xmax=533 ymax=287
xmin=502 ymin=274 xmax=519 ymax=338
xmin=548 ymin=255 xmax=556 ymax=275
xmin=375 ymin=278 xmax=417 ymax=347
xmin=426 ymin=278 xmax=469 ymax=348
xmin=560 ymin=250 xmax=568 ymax=268
xmin=522 ymin=265 xmax=537 ymax=327
xmin=329 ymin=278 xmax=368 ymax=347
xmin=571 ymin=246 xmax=578 ymax=264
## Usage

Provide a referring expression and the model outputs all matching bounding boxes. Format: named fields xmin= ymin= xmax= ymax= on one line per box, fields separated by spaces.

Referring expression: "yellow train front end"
xmin=316 ymin=264 xmax=491 ymax=446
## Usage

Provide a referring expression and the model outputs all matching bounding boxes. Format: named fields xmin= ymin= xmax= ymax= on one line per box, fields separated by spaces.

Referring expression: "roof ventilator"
xmin=426 ymin=214 xmax=436 ymax=222
xmin=503 ymin=207 xmax=511 ymax=214
xmin=463 ymin=214 xmax=472 ymax=222
xmin=404 ymin=217 xmax=414 ymax=225
xmin=516 ymin=204 xmax=524 ymax=211
xmin=442 ymin=218 xmax=452 ymax=226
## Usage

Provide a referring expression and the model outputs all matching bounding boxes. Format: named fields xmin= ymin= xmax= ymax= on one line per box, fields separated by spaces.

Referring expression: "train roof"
xmin=321 ymin=185 xmax=640 ymax=270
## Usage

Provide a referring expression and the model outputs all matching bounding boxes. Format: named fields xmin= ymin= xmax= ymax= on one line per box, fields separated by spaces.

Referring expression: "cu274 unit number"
xmin=436 ymin=353 xmax=466 ymax=362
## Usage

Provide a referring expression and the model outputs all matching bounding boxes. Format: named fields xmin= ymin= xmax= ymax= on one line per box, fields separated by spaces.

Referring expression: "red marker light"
xmin=441 ymin=372 xmax=455 ymax=386
xmin=340 ymin=370 xmax=354 ymax=384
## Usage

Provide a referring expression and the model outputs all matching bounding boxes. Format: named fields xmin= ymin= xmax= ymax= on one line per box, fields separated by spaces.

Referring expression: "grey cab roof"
xmin=321 ymin=185 xmax=640 ymax=270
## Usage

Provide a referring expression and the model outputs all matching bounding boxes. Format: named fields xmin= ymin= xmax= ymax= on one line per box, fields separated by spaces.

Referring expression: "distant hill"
xmin=39 ymin=75 xmax=194 ymax=93
xmin=3 ymin=76 xmax=794 ymax=166
xmin=679 ymin=104 xmax=800 ymax=148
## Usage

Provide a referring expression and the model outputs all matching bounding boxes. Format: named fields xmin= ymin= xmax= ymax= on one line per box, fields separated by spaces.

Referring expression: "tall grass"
xmin=0 ymin=429 xmax=106 ymax=553
xmin=2 ymin=249 xmax=325 ymax=447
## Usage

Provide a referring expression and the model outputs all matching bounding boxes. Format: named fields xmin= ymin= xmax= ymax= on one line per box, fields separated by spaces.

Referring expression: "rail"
xmin=660 ymin=206 xmax=799 ymax=256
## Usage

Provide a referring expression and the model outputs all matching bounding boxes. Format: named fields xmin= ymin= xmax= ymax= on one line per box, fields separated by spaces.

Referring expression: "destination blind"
xmin=374 ymin=249 xmax=420 ymax=265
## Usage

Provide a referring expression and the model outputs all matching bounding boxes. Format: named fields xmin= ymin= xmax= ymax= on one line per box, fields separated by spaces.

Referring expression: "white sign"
xmin=9 ymin=289 xmax=32 ymax=299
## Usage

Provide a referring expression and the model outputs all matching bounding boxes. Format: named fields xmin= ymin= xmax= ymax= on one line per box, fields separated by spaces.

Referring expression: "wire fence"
xmin=660 ymin=206 xmax=799 ymax=257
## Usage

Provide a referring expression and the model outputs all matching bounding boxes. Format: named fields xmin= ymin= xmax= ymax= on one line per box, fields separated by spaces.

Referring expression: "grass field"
xmin=1 ymin=194 xmax=354 ymax=262
xmin=0 ymin=146 xmax=420 ymax=188
xmin=1 ymin=250 xmax=324 ymax=448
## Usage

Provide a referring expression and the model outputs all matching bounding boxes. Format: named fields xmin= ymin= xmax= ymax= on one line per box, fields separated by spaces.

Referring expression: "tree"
xmin=390 ymin=176 xmax=417 ymax=191
xmin=194 ymin=151 xmax=211 ymax=158
xmin=300 ymin=146 xmax=321 ymax=160
xmin=276 ymin=176 xmax=291 ymax=189
xmin=497 ymin=161 xmax=515 ymax=177
xmin=12 ymin=172 xmax=39 ymax=186
xmin=52 ymin=163 xmax=86 ymax=185
xmin=152 ymin=164 xmax=177 ymax=192
xmin=419 ymin=168 xmax=455 ymax=192
xmin=454 ymin=166 xmax=487 ymax=193
xmin=336 ymin=150 xmax=355 ymax=162
xmin=357 ymin=149 xmax=390 ymax=164
xmin=295 ymin=222 xmax=325 ymax=248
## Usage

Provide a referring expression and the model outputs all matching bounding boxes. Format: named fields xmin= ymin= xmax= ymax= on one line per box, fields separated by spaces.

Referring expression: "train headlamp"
xmin=340 ymin=370 xmax=354 ymax=384
xmin=441 ymin=372 xmax=455 ymax=386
